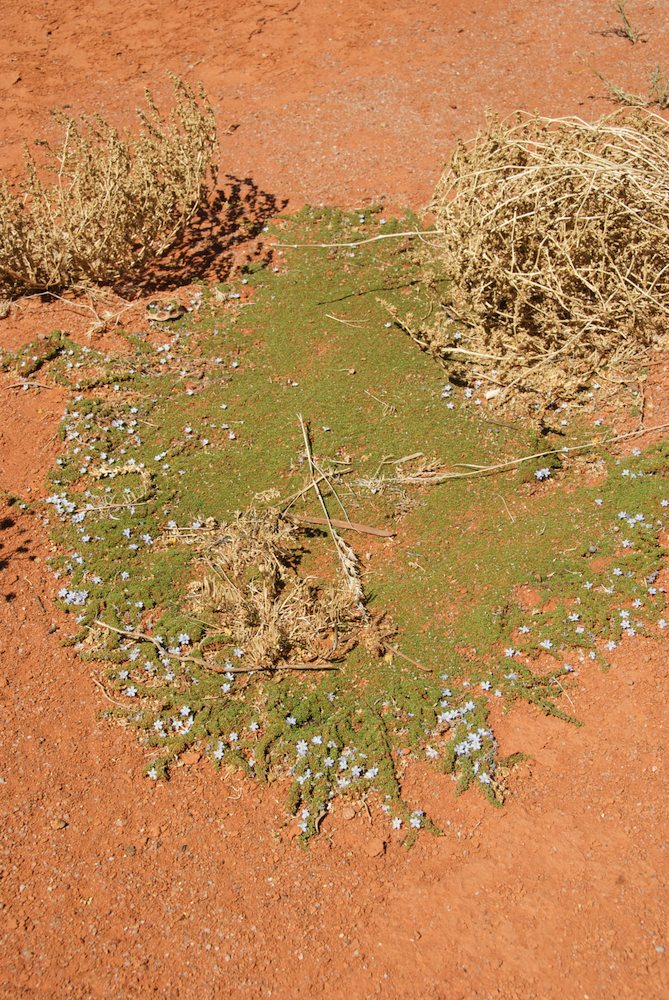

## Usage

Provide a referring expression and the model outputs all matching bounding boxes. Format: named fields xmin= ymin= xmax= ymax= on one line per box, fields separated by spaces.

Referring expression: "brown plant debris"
xmin=417 ymin=109 xmax=669 ymax=407
xmin=183 ymin=510 xmax=388 ymax=669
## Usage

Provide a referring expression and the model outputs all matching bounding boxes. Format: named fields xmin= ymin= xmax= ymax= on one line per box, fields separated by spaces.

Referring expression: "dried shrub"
xmin=0 ymin=75 xmax=218 ymax=297
xmin=420 ymin=109 xmax=669 ymax=406
xmin=185 ymin=511 xmax=367 ymax=668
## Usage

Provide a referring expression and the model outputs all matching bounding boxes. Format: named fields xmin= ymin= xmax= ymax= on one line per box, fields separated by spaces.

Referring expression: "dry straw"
xmin=415 ymin=108 xmax=669 ymax=406
xmin=185 ymin=510 xmax=368 ymax=670
xmin=0 ymin=75 xmax=217 ymax=297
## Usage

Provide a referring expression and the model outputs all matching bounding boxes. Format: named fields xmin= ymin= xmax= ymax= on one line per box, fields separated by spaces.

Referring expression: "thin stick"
xmin=311 ymin=455 xmax=351 ymax=522
xmin=496 ymin=493 xmax=516 ymax=524
xmin=298 ymin=414 xmax=341 ymax=542
xmin=325 ymin=313 xmax=365 ymax=327
xmin=287 ymin=514 xmax=395 ymax=537
xmin=638 ymin=378 xmax=647 ymax=430
xmin=386 ymin=643 xmax=432 ymax=673
xmin=280 ymin=467 xmax=354 ymax=513
xmin=298 ymin=414 xmax=367 ymax=613
xmin=553 ymin=677 xmax=576 ymax=711
xmin=90 ymin=671 xmax=128 ymax=708
xmin=389 ymin=452 xmax=424 ymax=465
xmin=275 ymin=229 xmax=441 ymax=250
xmin=364 ymin=389 xmax=397 ymax=416
xmin=3 ymin=381 xmax=57 ymax=390
xmin=394 ymin=420 xmax=669 ymax=483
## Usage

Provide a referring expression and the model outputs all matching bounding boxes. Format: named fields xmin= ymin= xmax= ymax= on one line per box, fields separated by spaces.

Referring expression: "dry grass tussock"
xmin=183 ymin=510 xmax=382 ymax=669
xmin=0 ymin=75 xmax=217 ymax=298
xmin=418 ymin=109 xmax=669 ymax=406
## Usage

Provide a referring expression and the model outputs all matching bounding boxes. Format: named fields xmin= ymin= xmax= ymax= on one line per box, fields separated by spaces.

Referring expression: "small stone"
xmin=365 ymin=838 xmax=386 ymax=858
xmin=181 ymin=750 xmax=201 ymax=765
xmin=341 ymin=806 xmax=356 ymax=821
xmin=50 ymin=818 xmax=67 ymax=830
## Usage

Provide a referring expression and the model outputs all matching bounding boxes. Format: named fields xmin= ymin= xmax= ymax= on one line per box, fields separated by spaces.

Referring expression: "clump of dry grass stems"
xmin=599 ymin=64 xmax=669 ymax=110
xmin=415 ymin=109 xmax=669 ymax=407
xmin=0 ymin=75 xmax=217 ymax=298
xmin=184 ymin=510 xmax=374 ymax=669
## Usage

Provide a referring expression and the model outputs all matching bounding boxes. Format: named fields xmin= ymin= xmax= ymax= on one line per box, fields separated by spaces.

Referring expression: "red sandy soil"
xmin=1 ymin=2 xmax=669 ymax=997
